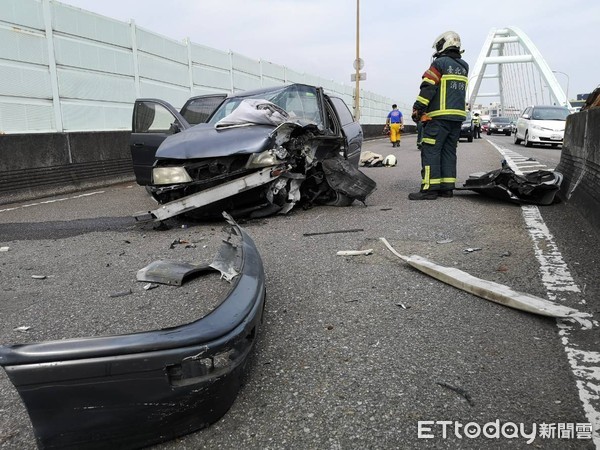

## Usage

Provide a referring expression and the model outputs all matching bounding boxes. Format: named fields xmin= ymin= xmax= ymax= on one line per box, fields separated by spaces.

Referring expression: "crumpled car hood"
xmin=157 ymin=123 xmax=276 ymax=160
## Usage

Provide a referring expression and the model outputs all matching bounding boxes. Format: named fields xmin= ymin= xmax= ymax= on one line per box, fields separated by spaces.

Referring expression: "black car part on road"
xmin=0 ymin=214 xmax=266 ymax=449
xmin=459 ymin=166 xmax=563 ymax=205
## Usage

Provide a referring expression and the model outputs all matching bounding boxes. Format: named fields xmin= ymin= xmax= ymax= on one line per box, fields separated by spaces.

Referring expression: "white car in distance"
xmin=514 ymin=105 xmax=570 ymax=148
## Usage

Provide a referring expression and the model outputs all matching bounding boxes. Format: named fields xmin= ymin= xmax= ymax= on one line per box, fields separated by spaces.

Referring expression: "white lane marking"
xmin=489 ymin=140 xmax=600 ymax=448
xmin=0 ymin=191 xmax=105 ymax=213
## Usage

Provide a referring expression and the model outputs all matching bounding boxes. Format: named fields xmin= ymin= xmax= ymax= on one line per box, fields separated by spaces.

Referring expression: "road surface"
xmin=1 ymin=134 xmax=598 ymax=449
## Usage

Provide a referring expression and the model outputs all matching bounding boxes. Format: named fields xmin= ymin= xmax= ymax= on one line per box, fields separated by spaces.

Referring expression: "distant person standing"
xmin=386 ymin=104 xmax=404 ymax=147
xmin=409 ymin=30 xmax=469 ymax=200
xmin=473 ymin=112 xmax=481 ymax=139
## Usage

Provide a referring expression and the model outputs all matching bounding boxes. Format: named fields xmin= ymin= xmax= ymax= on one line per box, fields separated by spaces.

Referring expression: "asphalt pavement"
xmin=0 ymin=133 xmax=598 ymax=449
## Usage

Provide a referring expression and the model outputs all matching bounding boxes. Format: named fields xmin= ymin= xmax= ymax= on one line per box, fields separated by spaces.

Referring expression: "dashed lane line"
xmin=0 ymin=191 xmax=105 ymax=214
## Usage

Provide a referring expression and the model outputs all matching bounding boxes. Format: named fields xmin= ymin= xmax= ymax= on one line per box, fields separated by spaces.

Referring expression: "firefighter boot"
xmin=408 ymin=190 xmax=438 ymax=200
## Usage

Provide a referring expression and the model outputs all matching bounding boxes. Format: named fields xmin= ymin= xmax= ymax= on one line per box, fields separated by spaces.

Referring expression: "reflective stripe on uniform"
xmin=422 ymin=77 xmax=436 ymax=85
xmin=429 ymin=178 xmax=441 ymax=185
xmin=424 ymin=67 xmax=441 ymax=84
xmin=440 ymin=177 xmax=456 ymax=183
xmin=439 ymin=74 xmax=468 ymax=113
xmin=416 ymin=96 xmax=430 ymax=106
xmin=422 ymin=137 xmax=436 ymax=145
xmin=423 ymin=166 xmax=431 ymax=190
xmin=427 ymin=109 xmax=467 ymax=118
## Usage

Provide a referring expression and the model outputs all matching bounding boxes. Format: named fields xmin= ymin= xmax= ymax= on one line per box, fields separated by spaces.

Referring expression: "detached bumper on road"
xmin=0 ymin=216 xmax=266 ymax=449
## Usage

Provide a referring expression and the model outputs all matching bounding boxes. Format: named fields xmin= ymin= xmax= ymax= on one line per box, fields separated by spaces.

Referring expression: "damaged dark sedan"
xmin=130 ymin=83 xmax=376 ymax=221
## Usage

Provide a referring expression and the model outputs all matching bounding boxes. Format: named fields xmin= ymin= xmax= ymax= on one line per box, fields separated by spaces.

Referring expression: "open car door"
xmin=130 ymin=94 xmax=226 ymax=186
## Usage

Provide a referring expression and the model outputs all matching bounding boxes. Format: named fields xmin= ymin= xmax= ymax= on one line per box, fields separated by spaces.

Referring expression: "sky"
xmin=58 ymin=0 xmax=599 ymax=112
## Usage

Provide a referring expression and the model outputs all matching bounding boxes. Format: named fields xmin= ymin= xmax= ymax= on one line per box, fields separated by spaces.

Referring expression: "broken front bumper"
xmin=0 ymin=217 xmax=266 ymax=449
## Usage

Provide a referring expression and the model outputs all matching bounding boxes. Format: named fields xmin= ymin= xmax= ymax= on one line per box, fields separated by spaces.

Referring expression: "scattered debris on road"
xmin=336 ymin=249 xmax=373 ymax=256
xmin=458 ymin=167 xmax=562 ymax=205
xmin=31 ymin=275 xmax=46 ymax=280
xmin=464 ymin=247 xmax=482 ymax=253
xmin=109 ymin=289 xmax=133 ymax=298
xmin=303 ymin=228 xmax=364 ymax=237
xmin=14 ymin=326 xmax=31 ymax=333
xmin=436 ymin=238 xmax=454 ymax=244
xmin=437 ymin=381 xmax=475 ymax=406
xmin=0 ymin=246 xmax=9 ymax=252
xmin=380 ymin=237 xmax=593 ymax=326
xmin=360 ymin=151 xmax=384 ymax=167
xmin=137 ymin=261 xmax=214 ymax=286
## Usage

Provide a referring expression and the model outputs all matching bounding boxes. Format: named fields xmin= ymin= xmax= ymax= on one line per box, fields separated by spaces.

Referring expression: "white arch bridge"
xmin=468 ymin=26 xmax=571 ymax=118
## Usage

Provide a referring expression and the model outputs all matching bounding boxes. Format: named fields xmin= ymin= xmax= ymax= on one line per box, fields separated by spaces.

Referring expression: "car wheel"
xmin=487 ymin=131 xmax=491 ymax=135
xmin=550 ymin=143 xmax=559 ymax=148
xmin=467 ymin=136 xmax=473 ymax=142
xmin=524 ymin=132 xmax=533 ymax=147
xmin=513 ymin=133 xmax=522 ymax=145
xmin=505 ymin=132 xmax=511 ymax=136
xmin=324 ymin=191 xmax=354 ymax=207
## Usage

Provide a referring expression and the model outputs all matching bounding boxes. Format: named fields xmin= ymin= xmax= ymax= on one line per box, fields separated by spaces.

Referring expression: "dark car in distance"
xmin=130 ymin=83 xmax=375 ymax=221
xmin=487 ymin=117 xmax=513 ymax=136
xmin=460 ymin=112 xmax=474 ymax=142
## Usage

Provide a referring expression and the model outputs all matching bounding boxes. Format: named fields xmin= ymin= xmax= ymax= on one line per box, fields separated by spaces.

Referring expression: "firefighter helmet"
xmin=432 ymin=31 xmax=461 ymax=57
xmin=383 ymin=155 xmax=397 ymax=167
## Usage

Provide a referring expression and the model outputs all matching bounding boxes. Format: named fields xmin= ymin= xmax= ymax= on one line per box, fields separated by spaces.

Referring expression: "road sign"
xmin=353 ymin=58 xmax=364 ymax=70
xmin=351 ymin=72 xmax=366 ymax=82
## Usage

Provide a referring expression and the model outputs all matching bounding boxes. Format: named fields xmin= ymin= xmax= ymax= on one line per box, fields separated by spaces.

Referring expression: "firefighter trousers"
xmin=389 ymin=123 xmax=401 ymax=144
xmin=419 ymin=119 xmax=461 ymax=191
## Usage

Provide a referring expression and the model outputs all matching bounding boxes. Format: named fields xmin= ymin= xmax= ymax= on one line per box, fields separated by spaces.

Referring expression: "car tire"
xmin=487 ymin=131 xmax=491 ymax=135
xmin=551 ymin=143 xmax=559 ymax=148
xmin=324 ymin=191 xmax=354 ymax=207
xmin=524 ymin=131 xmax=533 ymax=147
xmin=513 ymin=133 xmax=522 ymax=145
xmin=467 ymin=136 xmax=473 ymax=142
xmin=505 ymin=132 xmax=511 ymax=136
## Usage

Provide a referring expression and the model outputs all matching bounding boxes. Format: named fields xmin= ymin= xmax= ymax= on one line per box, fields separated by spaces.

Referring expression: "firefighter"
xmin=473 ymin=112 xmax=482 ymax=138
xmin=409 ymin=31 xmax=469 ymax=200
xmin=386 ymin=104 xmax=404 ymax=147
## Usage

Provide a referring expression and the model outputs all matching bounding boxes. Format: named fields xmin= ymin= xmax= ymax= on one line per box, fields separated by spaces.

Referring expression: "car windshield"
xmin=492 ymin=117 xmax=511 ymax=124
xmin=208 ymin=84 xmax=322 ymax=126
xmin=531 ymin=107 xmax=570 ymax=121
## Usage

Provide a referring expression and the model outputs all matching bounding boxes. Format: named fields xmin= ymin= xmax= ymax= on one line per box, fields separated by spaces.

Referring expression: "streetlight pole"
xmin=552 ymin=70 xmax=570 ymax=107
xmin=354 ymin=0 xmax=360 ymax=120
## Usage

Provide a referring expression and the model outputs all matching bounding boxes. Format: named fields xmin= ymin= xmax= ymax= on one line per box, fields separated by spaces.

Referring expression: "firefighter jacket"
xmin=413 ymin=50 xmax=469 ymax=122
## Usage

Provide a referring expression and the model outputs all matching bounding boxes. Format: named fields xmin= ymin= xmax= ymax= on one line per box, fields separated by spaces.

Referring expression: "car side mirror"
xmin=522 ymin=114 xmax=530 ymax=119
xmin=169 ymin=122 xmax=182 ymax=134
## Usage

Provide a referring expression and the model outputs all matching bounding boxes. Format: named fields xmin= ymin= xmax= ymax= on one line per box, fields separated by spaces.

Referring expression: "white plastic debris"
xmin=380 ymin=237 xmax=593 ymax=324
xmin=464 ymin=247 xmax=482 ymax=253
xmin=336 ymin=249 xmax=373 ymax=256
xmin=0 ymin=246 xmax=9 ymax=252
xmin=31 ymin=275 xmax=47 ymax=280
xmin=14 ymin=326 xmax=31 ymax=332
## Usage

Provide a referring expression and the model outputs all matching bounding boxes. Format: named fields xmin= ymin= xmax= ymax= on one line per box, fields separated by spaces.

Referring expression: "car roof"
xmin=530 ymin=105 xmax=569 ymax=110
xmin=225 ymin=83 xmax=318 ymax=99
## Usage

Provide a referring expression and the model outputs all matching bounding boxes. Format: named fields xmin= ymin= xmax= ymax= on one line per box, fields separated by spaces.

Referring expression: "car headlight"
xmin=246 ymin=149 xmax=283 ymax=169
xmin=531 ymin=124 xmax=543 ymax=130
xmin=152 ymin=167 xmax=193 ymax=185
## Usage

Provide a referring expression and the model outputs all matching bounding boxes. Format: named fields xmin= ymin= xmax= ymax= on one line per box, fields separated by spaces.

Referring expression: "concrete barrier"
xmin=556 ymin=108 xmax=600 ymax=229
xmin=0 ymin=131 xmax=133 ymax=205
